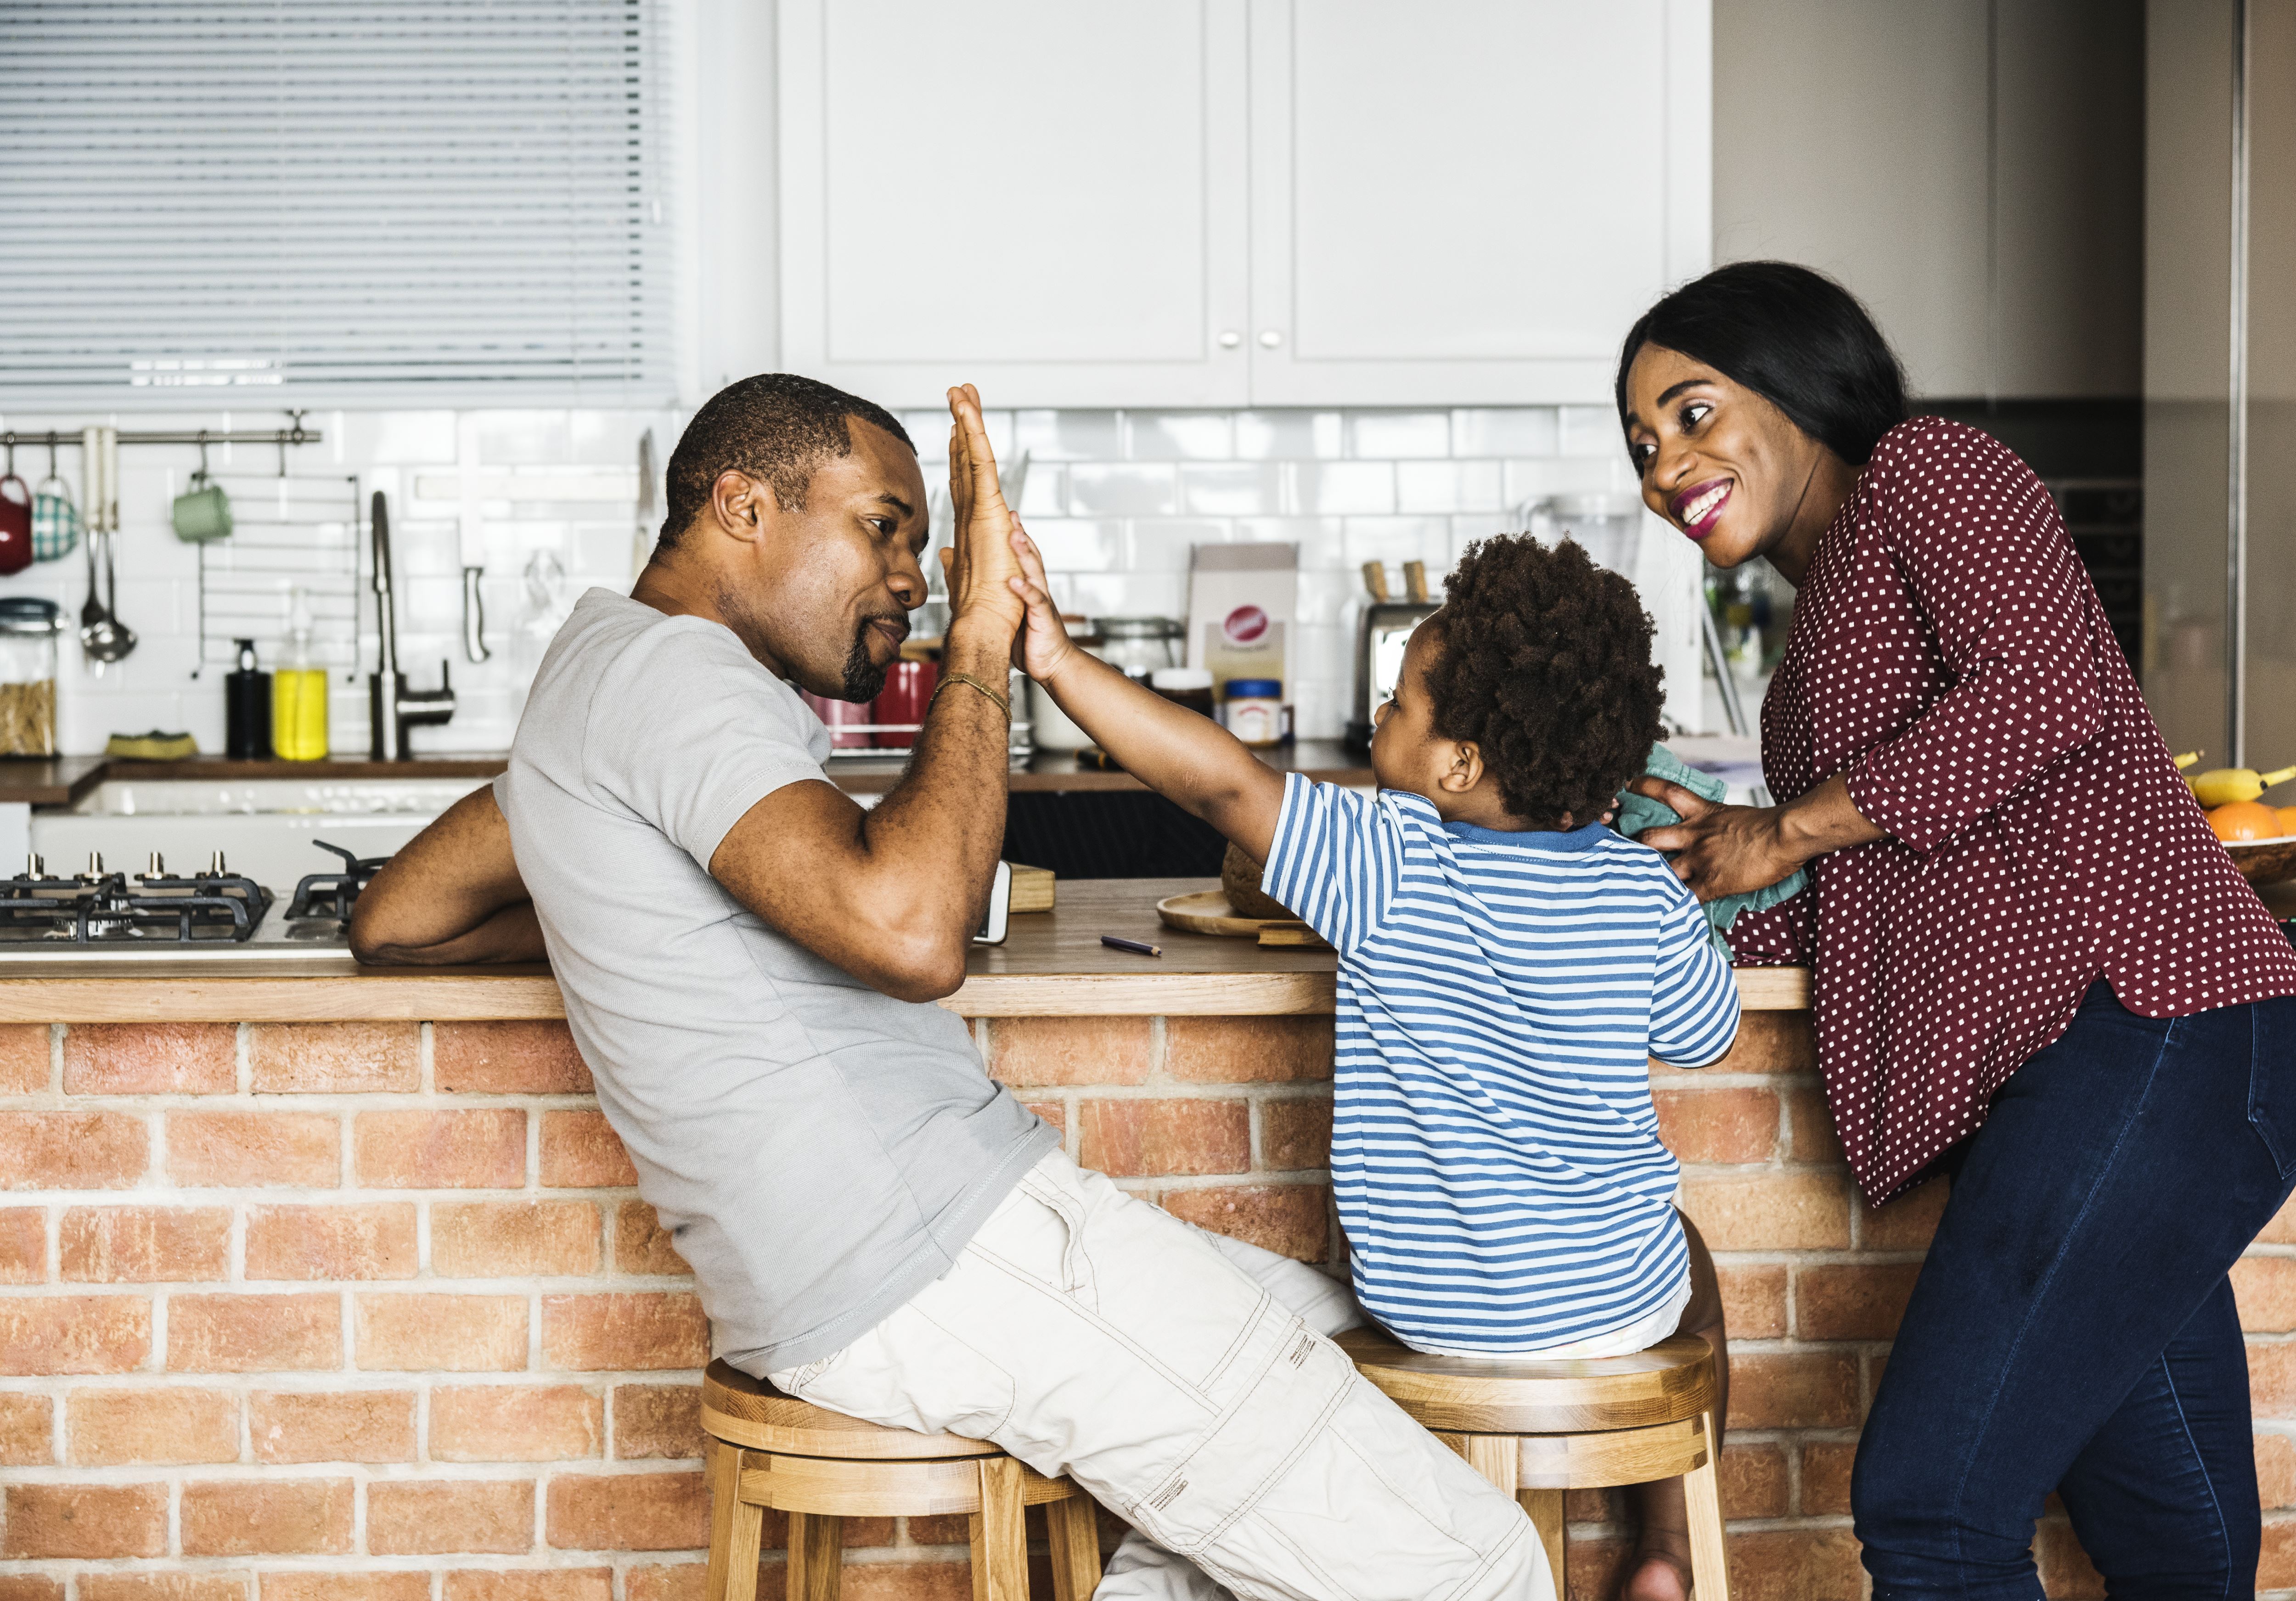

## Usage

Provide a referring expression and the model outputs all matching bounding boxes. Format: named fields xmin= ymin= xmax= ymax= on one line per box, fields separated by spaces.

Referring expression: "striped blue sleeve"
xmin=1261 ymin=775 xmax=1396 ymax=953
xmin=1649 ymin=881 xmax=1741 ymax=1067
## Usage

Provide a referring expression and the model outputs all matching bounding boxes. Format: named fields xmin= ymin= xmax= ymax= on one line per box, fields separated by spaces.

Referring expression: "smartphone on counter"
xmin=971 ymin=859 xmax=1012 ymax=946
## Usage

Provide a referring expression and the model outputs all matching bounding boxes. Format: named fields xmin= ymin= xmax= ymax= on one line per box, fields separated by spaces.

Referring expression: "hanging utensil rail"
xmin=0 ymin=417 xmax=323 ymax=452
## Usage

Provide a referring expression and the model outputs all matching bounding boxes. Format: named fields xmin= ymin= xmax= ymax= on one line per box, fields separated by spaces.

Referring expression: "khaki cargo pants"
xmin=769 ymin=1149 xmax=1552 ymax=1601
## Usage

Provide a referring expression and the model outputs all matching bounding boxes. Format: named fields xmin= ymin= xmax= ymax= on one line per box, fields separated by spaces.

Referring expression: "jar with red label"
xmin=1224 ymin=678 xmax=1284 ymax=747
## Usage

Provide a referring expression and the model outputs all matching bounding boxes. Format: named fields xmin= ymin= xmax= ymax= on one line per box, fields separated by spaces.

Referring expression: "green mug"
xmin=172 ymin=473 xmax=232 ymax=543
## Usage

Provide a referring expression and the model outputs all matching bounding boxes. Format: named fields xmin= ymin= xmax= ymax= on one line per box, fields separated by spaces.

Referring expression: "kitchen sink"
xmin=32 ymin=777 xmax=491 ymax=893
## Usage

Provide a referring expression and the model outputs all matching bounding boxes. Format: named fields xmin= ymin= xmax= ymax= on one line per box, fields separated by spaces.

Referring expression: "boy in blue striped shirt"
xmin=1006 ymin=529 xmax=1737 ymax=1601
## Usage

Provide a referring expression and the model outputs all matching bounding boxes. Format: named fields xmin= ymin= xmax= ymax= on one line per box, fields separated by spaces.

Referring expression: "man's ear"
xmin=708 ymin=469 xmax=769 ymax=544
xmin=1437 ymin=740 xmax=1484 ymax=796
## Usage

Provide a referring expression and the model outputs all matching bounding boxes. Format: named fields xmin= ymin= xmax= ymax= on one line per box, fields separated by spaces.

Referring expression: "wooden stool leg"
xmin=969 ymin=1455 xmax=1029 ymax=1601
xmin=1682 ymin=1412 xmax=1731 ymax=1601
xmin=1046 ymin=1490 xmax=1103 ymax=1601
xmin=704 ymin=1440 xmax=767 ymax=1601
xmin=786 ymin=1511 xmax=845 ymax=1601
xmin=1518 ymin=1489 xmax=1565 ymax=1597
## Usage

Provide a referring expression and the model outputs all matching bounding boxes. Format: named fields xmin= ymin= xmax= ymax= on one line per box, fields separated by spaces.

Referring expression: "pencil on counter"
xmin=1100 ymin=935 xmax=1163 ymax=958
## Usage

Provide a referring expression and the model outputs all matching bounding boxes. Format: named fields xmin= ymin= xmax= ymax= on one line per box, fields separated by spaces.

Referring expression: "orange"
xmin=2281 ymin=805 xmax=2296 ymax=838
xmin=2208 ymin=799 xmax=2284 ymax=842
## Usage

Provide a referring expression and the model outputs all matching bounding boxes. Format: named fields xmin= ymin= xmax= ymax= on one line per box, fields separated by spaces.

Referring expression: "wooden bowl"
xmin=2226 ymin=835 xmax=2296 ymax=886
xmin=1156 ymin=889 xmax=1291 ymax=938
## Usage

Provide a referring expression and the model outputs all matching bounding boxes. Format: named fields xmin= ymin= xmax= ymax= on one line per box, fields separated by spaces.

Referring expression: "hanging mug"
xmin=0 ymin=475 xmax=32 ymax=576
xmin=172 ymin=469 xmax=232 ymax=543
xmin=31 ymin=474 xmax=80 ymax=563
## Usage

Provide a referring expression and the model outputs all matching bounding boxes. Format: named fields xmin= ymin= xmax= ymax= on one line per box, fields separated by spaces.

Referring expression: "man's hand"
xmin=940 ymin=384 xmax=1026 ymax=641
xmin=348 ymin=786 xmax=544 ymax=965
xmin=1630 ymin=770 xmax=1883 ymax=900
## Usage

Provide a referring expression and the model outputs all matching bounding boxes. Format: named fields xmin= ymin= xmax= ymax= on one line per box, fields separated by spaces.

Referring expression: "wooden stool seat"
xmin=700 ymin=1359 xmax=1101 ymax=1601
xmin=1337 ymin=1329 xmax=1731 ymax=1599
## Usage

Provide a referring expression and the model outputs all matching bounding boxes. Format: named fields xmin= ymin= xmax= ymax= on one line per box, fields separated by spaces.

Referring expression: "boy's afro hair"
xmin=1424 ymin=534 xmax=1664 ymax=826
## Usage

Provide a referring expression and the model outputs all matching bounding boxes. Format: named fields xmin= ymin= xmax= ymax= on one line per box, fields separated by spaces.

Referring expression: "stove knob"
xmin=85 ymin=851 xmax=103 ymax=876
xmin=144 ymin=852 xmax=165 ymax=880
xmin=22 ymin=853 xmax=40 ymax=880
xmin=208 ymin=850 xmax=228 ymax=876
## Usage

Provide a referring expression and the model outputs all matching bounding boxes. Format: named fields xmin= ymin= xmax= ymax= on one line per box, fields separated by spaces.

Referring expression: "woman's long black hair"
xmin=1614 ymin=261 xmax=1908 ymax=467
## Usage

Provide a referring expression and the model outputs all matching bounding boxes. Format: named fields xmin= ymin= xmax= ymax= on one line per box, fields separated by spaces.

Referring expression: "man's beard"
xmin=838 ymin=616 xmax=893 ymax=701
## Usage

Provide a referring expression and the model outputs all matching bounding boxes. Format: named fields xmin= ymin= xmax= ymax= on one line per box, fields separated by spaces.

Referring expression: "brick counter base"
xmin=1 ymin=1013 xmax=2290 ymax=1600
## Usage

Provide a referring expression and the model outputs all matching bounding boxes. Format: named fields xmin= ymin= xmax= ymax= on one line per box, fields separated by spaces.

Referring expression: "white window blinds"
xmin=0 ymin=0 xmax=676 ymax=406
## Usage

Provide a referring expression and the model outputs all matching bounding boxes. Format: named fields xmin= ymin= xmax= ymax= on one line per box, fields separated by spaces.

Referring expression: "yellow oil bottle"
xmin=271 ymin=589 xmax=329 ymax=761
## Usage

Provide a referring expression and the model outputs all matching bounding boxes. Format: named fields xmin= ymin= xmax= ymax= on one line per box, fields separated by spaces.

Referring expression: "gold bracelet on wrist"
xmin=931 ymin=669 xmax=1011 ymax=721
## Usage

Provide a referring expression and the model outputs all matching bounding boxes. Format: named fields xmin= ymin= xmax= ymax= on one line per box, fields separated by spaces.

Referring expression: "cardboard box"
xmin=1188 ymin=543 xmax=1297 ymax=697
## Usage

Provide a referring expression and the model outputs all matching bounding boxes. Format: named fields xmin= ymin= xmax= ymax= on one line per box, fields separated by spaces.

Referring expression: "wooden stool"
xmin=699 ymin=1359 xmax=1101 ymax=1601
xmin=1337 ymin=1330 xmax=1730 ymax=1600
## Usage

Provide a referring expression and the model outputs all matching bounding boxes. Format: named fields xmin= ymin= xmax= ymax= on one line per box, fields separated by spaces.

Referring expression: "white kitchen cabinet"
xmin=777 ymin=0 xmax=1708 ymax=408
xmin=1246 ymin=0 xmax=1712 ymax=406
xmin=777 ymin=0 xmax=1252 ymax=408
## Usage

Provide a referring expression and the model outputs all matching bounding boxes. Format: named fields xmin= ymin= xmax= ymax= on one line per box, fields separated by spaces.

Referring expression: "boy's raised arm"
xmin=1007 ymin=528 xmax=1286 ymax=863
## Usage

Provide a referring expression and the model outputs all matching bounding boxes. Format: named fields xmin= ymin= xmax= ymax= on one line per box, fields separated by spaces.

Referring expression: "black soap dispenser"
xmin=225 ymin=638 xmax=273 ymax=760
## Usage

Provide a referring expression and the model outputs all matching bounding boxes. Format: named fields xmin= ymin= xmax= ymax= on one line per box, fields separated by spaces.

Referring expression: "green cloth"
xmin=1613 ymin=743 xmax=1807 ymax=955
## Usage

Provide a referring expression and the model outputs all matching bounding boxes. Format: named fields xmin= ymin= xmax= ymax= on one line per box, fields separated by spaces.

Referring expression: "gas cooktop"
xmin=0 ymin=841 xmax=383 ymax=967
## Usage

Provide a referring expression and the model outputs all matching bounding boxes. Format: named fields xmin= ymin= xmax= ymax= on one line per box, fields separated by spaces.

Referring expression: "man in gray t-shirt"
xmin=352 ymin=376 xmax=1553 ymax=1601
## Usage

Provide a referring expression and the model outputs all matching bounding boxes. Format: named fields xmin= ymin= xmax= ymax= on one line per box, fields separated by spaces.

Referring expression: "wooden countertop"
xmin=0 ymin=877 xmax=1810 ymax=1022
xmin=0 ymin=742 xmax=1373 ymax=806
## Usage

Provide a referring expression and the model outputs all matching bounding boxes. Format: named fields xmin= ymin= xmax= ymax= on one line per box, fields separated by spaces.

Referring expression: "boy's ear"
xmin=1438 ymin=740 xmax=1485 ymax=795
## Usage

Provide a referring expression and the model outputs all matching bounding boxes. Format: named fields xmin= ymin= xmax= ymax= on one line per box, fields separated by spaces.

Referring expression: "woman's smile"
xmin=1670 ymin=476 xmax=1733 ymax=539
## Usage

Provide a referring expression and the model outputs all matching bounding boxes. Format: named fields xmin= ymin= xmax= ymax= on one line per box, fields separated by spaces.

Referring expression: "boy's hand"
xmin=940 ymin=385 xmax=1025 ymax=637
xmin=1006 ymin=522 xmax=1081 ymax=683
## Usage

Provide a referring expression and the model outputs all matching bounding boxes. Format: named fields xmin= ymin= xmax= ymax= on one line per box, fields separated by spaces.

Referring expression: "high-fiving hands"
xmin=940 ymin=384 xmax=1027 ymax=640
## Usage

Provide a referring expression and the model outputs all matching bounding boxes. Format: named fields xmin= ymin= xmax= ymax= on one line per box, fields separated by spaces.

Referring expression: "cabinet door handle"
xmin=1217 ymin=329 xmax=1242 ymax=348
xmin=1258 ymin=330 xmax=1284 ymax=348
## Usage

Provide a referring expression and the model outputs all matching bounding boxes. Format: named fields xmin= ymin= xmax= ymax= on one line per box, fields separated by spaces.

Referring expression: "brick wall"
xmin=2 ymin=1011 xmax=2290 ymax=1599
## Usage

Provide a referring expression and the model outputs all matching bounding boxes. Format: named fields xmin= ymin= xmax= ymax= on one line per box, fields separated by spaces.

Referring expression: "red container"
xmin=871 ymin=659 xmax=940 ymax=749
xmin=0 ymin=477 xmax=32 ymax=576
xmin=801 ymin=690 xmax=876 ymax=749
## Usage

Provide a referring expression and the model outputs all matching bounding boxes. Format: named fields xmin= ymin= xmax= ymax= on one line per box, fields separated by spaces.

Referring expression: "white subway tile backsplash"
xmin=1286 ymin=461 xmax=1395 ymax=516
xmin=1341 ymin=517 xmax=1451 ymax=570
xmin=1235 ymin=410 xmax=1342 ymax=461
xmin=1559 ymin=404 xmax=1626 ymax=459
xmin=1066 ymin=461 xmax=1179 ymax=517
xmin=1 ymin=393 xmax=1678 ymax=752
xmin=1014 ymin=409 xmax=1122 ymax=461
xmin=1023 ymin=518 xmax=1125 ymax=573
xmin=1449 ymin=408 xmax=1558 ymax=459
xmin=1177 ymin=463 xmax=1283 ymax=517
xmin=1125 ymin=519 xmax=1233 ymax=574
xmin=1125 ymin=412 xmax=1235 ymax=461
xmin=1395 ymin=460 xmax=1506 ymax=514
xmin=1344 ymin=410 xmax=1451 ymax=460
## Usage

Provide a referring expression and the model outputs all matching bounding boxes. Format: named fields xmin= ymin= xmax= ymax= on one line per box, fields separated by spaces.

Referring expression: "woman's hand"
xmin=1630 ymin=771 xmax=1885 ymax=901
xmin=940 ymin=384 xmax=1025 ymax=637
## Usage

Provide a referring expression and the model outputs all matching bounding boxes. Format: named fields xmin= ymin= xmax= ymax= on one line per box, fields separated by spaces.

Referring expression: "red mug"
xmin=0 ymin=477 xmax=32 ymax=576
xmin=871 ymin=659 xmax=940 ymax=749
xmin=801 ymin=689 xmax=875 ymax=750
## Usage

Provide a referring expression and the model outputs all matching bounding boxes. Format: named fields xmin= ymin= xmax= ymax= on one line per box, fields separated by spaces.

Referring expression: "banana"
xmin=2189 ymin=764 xmax=2296 ymax=808
xmin=2174 ymin=750 xmax=2203 ymax=770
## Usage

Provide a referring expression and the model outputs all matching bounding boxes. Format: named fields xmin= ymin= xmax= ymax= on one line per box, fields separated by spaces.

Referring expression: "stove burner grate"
xmin=287 ymin=840 xmax=388 ymax=923
xmin=0 ymin=853 xmax=270 ymax=944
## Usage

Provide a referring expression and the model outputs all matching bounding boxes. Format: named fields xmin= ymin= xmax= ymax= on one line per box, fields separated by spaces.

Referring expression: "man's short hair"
xmin=657 ymin=373 xmax=914 ymax=553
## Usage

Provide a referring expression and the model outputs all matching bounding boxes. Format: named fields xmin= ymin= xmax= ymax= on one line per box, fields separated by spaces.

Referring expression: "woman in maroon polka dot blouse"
xmin=1617 ymin=262 xmax=2296 ymax=1600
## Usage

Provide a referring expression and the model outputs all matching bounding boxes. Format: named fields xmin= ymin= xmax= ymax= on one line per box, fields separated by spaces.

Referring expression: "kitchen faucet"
xmin=366 ymin=489 xmax=456 ymax=760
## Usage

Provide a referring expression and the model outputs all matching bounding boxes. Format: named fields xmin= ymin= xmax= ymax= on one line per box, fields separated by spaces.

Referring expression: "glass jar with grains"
xmin=0 ymin=598 xmax=60 ymax=756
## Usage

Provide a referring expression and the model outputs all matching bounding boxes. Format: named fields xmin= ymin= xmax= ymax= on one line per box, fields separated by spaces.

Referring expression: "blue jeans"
xmin=1853 ymin=982 xmax=2296 ymax=1599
